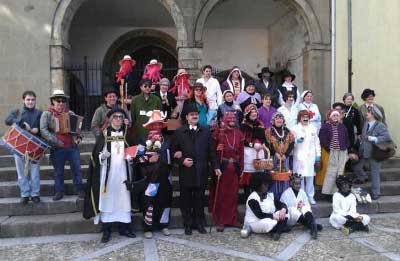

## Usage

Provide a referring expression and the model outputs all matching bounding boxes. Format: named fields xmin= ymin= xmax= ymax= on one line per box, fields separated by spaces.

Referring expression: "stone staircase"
xmin=0 ymin=133 xmax=399 ymax=238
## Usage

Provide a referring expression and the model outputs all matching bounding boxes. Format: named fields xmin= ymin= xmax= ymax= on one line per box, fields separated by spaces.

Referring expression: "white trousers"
xmin=248 ymin=218 xmax=277 ymax=233
xmin=301 ymin=176 xmax=315 ymax=199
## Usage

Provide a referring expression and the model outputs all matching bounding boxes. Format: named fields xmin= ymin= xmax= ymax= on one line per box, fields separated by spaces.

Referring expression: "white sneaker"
xmin=309 ymin=197 xmax=316 ymax=205
xmin=161 ymin=228 xmax=171 ymax=236
xmin=144 ymin=231 xmax=153 ymax=239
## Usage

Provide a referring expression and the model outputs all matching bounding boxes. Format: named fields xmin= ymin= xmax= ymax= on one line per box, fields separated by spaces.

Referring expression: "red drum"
xmin=1 ymin=124 xmax=50 ymax=162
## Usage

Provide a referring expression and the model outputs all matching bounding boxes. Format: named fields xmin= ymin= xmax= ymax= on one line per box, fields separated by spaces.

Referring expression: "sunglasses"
xmin=142 ymin=85 xmax=151 ymax=89
xmin=54 ymin=99 xmax=67 ymax=103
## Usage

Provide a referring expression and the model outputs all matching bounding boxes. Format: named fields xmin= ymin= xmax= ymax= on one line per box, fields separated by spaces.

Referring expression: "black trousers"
xmin=298 ymin=212 xmax=316 ymax=229
xmin=102 ymin=222 xmax=131 ymax=234
xmin=180 ymin=186 xmax=205 ymax=228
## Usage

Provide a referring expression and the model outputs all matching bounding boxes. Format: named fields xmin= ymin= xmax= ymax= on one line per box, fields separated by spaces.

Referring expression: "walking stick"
xmin=210 ymin=175 xmax=221 ymax=233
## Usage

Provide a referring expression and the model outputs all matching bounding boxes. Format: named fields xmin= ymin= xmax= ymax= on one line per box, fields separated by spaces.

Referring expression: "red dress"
xmin=208 ymin=128 xmax=244 ymax=226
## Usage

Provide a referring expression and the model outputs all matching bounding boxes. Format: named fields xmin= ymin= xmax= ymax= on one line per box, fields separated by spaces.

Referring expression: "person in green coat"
xmin=130 ymin=79 xmax=162 ymax=144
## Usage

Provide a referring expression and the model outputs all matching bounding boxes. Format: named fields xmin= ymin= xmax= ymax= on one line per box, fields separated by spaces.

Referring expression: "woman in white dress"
xmin=291 ymin=110 xmax=321 ymax=204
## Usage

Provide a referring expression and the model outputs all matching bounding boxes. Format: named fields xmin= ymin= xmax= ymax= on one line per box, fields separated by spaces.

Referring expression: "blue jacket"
xmin=5 ymin=107 xmax=42 ymax=136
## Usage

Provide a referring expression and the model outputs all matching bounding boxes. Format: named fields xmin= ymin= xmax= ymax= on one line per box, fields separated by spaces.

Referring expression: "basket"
xmin=271 ymin=159 xmax=291 ymax=181
xmin=253 ymin=145 xmax=274 ymax=171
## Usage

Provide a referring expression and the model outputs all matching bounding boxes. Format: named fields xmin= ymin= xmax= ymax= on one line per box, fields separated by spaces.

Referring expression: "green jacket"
xmin=130 ymin=93 xmax=161 ymax=144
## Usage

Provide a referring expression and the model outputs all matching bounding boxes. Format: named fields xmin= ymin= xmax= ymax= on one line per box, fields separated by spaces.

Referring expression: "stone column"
xmin=303 ymin=43 xmax=331 ymax=113
xmin=177 ymin=46 xmax=203 ymax=82
xmin=49 ymin=44 xmax=70 ymax=93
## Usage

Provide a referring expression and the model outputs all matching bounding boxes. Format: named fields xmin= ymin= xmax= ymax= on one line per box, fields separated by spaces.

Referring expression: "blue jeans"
xmin=14 ymin=155 xmax=40 ymax=197
xmin=50 ymin=146 xmax=83 ymax=193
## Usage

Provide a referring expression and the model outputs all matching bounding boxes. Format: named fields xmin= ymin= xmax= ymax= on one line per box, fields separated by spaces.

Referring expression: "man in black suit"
xmin=155 ymin=78 xmax=177 ymax=119
xmin=255 ymin=67 xmax=280 ymax=108
xmin=172 ymin=103 xmax=221 ymax=235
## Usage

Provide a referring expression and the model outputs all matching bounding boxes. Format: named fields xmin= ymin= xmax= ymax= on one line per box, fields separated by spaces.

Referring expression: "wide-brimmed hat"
xmin=143 ymin=110 xmax=168 ymax=130
xmin=119 ymin=55 xmax=136 ymax=66
xmin=257 ymin=67 xmax=274 ymax=79
xmin=282 ymin=70 xmax=296 ymax=82
xmin=147 ymin=59 xmax=163 ymax=69
xmin=50 ymin=89 xmax=69 ymax=99
xmin=102 ymin=88 xmax=118 ymax=97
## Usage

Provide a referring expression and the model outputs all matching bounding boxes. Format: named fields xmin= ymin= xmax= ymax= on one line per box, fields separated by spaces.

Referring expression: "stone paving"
xmin=1 ymin=213 xmax=400 ymax=261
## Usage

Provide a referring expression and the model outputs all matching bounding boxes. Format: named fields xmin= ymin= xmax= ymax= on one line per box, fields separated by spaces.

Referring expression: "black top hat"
xmin=257 ymin=67 xmax=274 ymax=79
xmin=281 ymin=70 xmax=296 ymax=82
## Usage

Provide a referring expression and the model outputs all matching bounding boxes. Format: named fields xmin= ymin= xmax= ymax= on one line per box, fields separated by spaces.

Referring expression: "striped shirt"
xmin=330 ymin=123 xmax=341 ymax=150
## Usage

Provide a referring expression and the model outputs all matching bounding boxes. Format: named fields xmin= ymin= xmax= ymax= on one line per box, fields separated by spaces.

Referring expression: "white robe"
xmin=277 ymin=105 xmax=299 ymax=131
xmin=292 ymin=123 xmax=321 ymax=177
xmin=244 ymin=192 xmax=277 ymax=233
xmin=329 ymin=192 xmax=370 ymax=229
xmin=96 ymin=130 xmax=131 ymax=224
xmin=298 ymin=102 xmax=321 ymax=133
xmin=280 ymin=187 xmax=312 ymax=226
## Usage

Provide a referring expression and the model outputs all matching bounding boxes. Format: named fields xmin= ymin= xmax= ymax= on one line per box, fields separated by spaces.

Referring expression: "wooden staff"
xmin=120 ymin=79 xmax=128 ymax=110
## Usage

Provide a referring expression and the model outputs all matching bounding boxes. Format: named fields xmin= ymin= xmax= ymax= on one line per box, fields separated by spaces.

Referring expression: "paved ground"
xmin=1 ymin=213 xmax=400 ymax=261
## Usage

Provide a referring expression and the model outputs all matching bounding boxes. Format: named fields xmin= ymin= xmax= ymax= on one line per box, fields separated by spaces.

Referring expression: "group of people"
xmin=4 ymin=55 xmax=392 ymax=243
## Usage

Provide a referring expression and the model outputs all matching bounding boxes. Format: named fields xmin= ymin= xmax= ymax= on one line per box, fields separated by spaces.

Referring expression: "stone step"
xmin=0 ymin=196 xmax=82 ymax=216
xmin=1 ymin=195 xmax=400 ymax=238
xmin=1 ymin=179 xmax=399 ymax=215
xmin=0 ymin=140 xmax=95 ymax=156
xmin=0 ymin=152 xmax=92 ymax=168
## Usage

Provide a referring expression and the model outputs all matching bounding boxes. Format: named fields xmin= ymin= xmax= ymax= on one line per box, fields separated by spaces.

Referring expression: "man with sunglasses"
xmin=130 ymin=79 xmax=162 ymax=144
xmin=5 ymin=91 xmax=42 ymax=204
xmin=40 ymin=90 xmax=85 ymax=201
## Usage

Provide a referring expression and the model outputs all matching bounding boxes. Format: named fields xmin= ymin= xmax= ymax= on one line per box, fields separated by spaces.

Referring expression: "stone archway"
xmin=194 ymin=0 xmax=323 ymax=45
xmin=102 ymin=29 xmax=178 ymax=89
xmin=50 ymin=0 xmax=187 ymax=92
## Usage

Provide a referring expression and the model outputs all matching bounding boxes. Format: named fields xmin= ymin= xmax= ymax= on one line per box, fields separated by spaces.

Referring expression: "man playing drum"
xmin=40 ymin=90 xmax=85 ymax=201
xmin=5 ymin=91 xmax=43 ymax=204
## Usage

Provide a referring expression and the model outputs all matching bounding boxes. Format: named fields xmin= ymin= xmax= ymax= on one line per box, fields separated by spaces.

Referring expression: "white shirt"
xmin=196 ymin=77 xmax=222 ymax=110
xmin=277 ymin=104 xmax=299 ymax=130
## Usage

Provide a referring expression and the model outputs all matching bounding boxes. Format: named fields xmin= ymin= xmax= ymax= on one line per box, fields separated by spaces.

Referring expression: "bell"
xmin=240 ymin=224 xmax=251 ymax=238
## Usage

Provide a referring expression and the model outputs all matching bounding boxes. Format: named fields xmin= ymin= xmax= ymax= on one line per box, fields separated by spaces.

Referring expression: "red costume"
xmin=209 ymin=112 xmax=244 ymax=227
xmin=142 ymin=60 xmax=163 ymax=84
xmin=116 ymin=55 xmax=136 ymax=84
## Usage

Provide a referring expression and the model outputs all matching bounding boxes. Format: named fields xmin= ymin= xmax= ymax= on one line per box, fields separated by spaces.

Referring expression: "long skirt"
xmin=208 ymin=162 xmax=239 ymax=226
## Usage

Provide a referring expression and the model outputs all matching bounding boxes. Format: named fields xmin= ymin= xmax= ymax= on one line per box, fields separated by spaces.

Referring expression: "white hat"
xmin=119 ymin=55 xmax=136 ymax=66
xmin=50 ymin=89 xmax=69 ymax=99
xmin=149 ymin=59 xmax=158 ymax=65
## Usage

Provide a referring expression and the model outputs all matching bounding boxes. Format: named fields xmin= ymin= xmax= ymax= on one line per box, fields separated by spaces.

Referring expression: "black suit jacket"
xmin=155 ymin=91 xmax=177 ymax=119
xmin=171 ymin=124 xmax=219 ymax=188
xmin=255 ymin=79 xmax=280 ymax=108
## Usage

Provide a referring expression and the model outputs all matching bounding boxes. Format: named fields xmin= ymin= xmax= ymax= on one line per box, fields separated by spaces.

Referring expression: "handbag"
xmin=372 ymin=141 xmax=397 ymax=161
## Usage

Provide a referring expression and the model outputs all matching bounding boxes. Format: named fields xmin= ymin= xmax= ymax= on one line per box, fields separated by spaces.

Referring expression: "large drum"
xmin=1 ymin=124 xmax=50 ymax=162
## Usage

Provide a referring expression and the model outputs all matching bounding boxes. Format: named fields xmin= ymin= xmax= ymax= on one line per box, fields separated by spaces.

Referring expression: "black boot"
xmin=118 ymin=223 xmax=136 ymax=238
xmin=351 ymin=222 xmax=369 ymax=233
xmin=101 ymin=223 xmax=112 ymax=243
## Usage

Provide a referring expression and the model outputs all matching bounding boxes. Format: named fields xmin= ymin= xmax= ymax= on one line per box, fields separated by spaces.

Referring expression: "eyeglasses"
xmin=112 ymin=115 xmax=124 ymax=119
xmin=142 ymin=85 xmax=151 ymax=89
xmin=54 ymin=99 xmax=67 ymax=103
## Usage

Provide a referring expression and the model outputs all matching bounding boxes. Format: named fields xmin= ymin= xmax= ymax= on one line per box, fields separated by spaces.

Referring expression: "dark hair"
xmin=262 ymin=93 xmax=272 ymax=100
xmin=332 ymin=102 xmax=345 ymax=110
xmin=361 ymin=88 xmax=375 ymax=101
xmin=249 ymin=172 xmax=272 ymax=192
xmin=202 ymin=65 xmax=212 ymax=72
xmin=22 ymin=90 xmax=36 ymax=99
xmin=283 ymin=91 xmax=295 ymax=102
xmin=139 ymin=79 xmax=152 ymax=87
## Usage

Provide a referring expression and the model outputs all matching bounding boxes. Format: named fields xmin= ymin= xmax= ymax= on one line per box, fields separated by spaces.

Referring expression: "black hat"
xmin=244 ymin=80 xmax=256 ymax=89
xmin=106 ymin=107 xmax=127 ymax=119
xmin=282 ymin=70 xmax=296 ymax=82
xmin=181 ymin=102 xmax=199 ymax=119
xmin=139 ymin=79 xmax=152 ymax=87
xmin=257 ymin=67 xmax=274 ymax=79
xmin=361 ymin=88 xmax=375 ymax=101
xmin=103 ymin=88 xmax=118 ymax=97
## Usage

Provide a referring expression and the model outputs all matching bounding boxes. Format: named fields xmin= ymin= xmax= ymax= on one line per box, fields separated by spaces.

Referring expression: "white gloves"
xmin=100 ymin=151 xmax=111 ymax=161
xmin=367 ymin=136 xmax=378 ymax=143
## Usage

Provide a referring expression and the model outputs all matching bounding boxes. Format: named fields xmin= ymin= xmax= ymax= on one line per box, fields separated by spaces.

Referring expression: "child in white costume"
xmin=242 ymin=173 xmax=289 ymax=241
xmin=330 ymin=175 xmax=370 ymax=235
xmin=280 ymin=173 xmax=322 ymax=239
